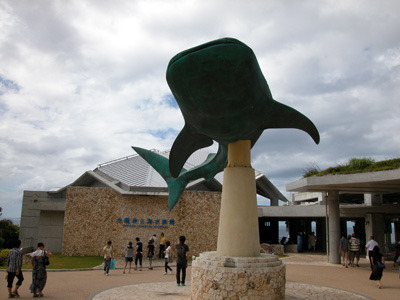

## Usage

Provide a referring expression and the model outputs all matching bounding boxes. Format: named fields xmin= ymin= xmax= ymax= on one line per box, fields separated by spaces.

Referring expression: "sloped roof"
xmin=95 ymin=149 xmax=212 ymax=188
xmin=64 ymin=149 xmax=288 ymax=202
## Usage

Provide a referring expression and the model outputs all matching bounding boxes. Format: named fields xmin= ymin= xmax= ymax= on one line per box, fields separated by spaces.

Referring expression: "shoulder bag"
xmin=377 ymin=261 xmax=385 ymax=269
xmin=43 ymin=251 xmax=50 ymax=266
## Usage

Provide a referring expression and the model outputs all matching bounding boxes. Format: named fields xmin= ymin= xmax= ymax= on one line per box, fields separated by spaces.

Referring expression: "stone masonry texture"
xmin=62 ymin=187 xmax=221 ymax=257
xmin=191 ymin=252 xmax=286 ymax=300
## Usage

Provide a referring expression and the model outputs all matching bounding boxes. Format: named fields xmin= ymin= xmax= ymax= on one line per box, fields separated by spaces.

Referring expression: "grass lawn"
xmin=1 ymin=254 xmax=103 ymax=270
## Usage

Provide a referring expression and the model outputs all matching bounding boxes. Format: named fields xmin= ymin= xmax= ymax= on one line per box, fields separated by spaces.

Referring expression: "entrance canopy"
xmin=287 ymin=169 xmax=400 ymax=194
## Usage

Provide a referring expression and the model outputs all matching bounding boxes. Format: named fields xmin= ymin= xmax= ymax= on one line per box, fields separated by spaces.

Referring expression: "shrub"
xmin=348 ymin=157 xmax=375 ymax=170
xmin=302 ymin=164 xmax=321 ymax=177
xmin=304 ymin=157 xmax=400 ymax=177
xmin=0 ymin=249 xmax=10 ymax=266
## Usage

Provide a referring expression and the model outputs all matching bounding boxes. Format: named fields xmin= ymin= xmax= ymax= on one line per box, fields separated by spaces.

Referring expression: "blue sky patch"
xmin=0 ymin=75 xmax=20 ymax=95
xmin=163 ymin=94 xmax=178 ymax=109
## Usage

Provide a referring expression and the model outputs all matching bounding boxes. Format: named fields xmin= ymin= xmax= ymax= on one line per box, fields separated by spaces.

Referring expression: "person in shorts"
xmin=6 ymin=239 xmax=24 ymax=298
xmin=349 ymin=233 xmax=361 ymax=267
xmin=123 ymin=241 xmax=134 ymax=274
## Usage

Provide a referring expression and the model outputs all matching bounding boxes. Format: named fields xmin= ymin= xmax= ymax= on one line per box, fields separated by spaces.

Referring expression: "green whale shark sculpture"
xmin=133 ymin=37 xmax=319 ymax=210
xmin=132 ymin=144 xmax=227 ymax=211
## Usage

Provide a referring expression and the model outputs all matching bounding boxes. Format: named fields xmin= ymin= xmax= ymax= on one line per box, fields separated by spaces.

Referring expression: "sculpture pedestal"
xmin=191 ymin=141 xmax=286 ymax=299
xmin=191 ymin=252 xmax=286 ymax=300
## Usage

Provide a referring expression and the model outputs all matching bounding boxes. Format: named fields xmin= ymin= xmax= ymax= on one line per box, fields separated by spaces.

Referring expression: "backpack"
xmin=176 ymin=244 xmax=187 ymax=262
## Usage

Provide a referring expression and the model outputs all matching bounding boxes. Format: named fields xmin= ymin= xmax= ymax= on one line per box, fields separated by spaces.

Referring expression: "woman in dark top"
xmin=147 ymin=239 xmax=155 ymax=270
xmin=369 ymin=245 xmax=385 ymax=288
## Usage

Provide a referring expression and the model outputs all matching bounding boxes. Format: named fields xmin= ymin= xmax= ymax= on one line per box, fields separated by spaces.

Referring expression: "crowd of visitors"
xmin=337 ymin=234 xmax=391 ymax=289
xmin=5 ymin=232 xmax=188 ymax=298
xmin=102 ymin=232 xmax=190 ymax=287
xmin=6 ymin=233 xmax=397 ymax=297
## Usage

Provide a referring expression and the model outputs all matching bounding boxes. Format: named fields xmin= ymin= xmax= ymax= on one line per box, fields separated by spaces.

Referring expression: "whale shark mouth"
xmin=168 ymin=37 xmax=245 ymax=68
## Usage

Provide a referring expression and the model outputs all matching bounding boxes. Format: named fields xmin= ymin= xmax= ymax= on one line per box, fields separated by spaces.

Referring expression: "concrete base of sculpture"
xmin=191 ymin=252 xmax=286 ymax=300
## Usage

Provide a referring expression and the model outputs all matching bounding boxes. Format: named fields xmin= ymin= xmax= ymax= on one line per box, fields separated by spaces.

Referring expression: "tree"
xmin=0 ymin=219 xmax=19 ymax=249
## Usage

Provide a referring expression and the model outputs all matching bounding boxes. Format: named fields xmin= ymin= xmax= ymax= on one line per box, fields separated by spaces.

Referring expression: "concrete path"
xmin=1 ymin=255 xmax=398 ymax=299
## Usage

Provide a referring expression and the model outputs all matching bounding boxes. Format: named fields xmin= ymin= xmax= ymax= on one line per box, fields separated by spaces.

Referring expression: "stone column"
xmin=327 ymin=190 xmax=340 ymax=264
xmin=364 ymin=193 xmax=382 ymax=206
xmin=367 ymin=213 xmax=385 ymax=251
xmin=395 ymin=221 xmax=400 ymax=244
xmin=192 ymin=140 xmax=286 ymax=299
xmin=365 ymin=214 xmax=373 ymax=241
xmin=270 ymin=197 xmax=279 ymax=206
xmin=217 ymin=140 xmax=260 ymax=257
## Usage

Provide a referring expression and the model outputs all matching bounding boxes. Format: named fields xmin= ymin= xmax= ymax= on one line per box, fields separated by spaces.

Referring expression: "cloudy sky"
xmin=1 ymin=0 xmax=399 ymax=222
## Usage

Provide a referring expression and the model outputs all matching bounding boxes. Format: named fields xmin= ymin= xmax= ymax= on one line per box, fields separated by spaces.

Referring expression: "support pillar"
xmin=327 ymin=190 xmax=340 ymax=264
xmin=217 ymin=140 xmax=260 ymax=257
xmin=191 ymin=140 xmax=285 ymax=299
xmin=366 ymin=213 xmax=385 ymax=251
xmin=395 ymin=221 xmax=400 ymax=243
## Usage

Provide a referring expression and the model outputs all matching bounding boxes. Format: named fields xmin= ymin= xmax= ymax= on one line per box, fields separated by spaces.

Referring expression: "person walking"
xmin=134 ymin=237 xmax=143 ymax=271
xmin=175 ymin=235 xmax=189 ymax=286
xmin=102 ymin=241 xmax=113 ymax=276
xmin=349 ymin=233 xmax=361 ymax=267
xmin=369 ymin=245 xmax=385 ymax=288
xmin=159 ymin=233 xmax=166 ymax=259
xmin=163 ymin=241 xmax=173 ymax=275
xmin=147 ymin=239 xmax=155 ymax=270
xmin=392 ymin=241 xmax=400 ymax=267
xmin=365 ymin=236 xmax=379 ymax=269
xmin=151 ymin=234 xmax=158 ymax=255
xmin=29 ymin=242 xmax=53 ymax=297
xmin=6 ymin=239 xmax=23 ymax=299
xmin=123 ymin=242 xmax=134 ymax=274
xmin=309 ymin=232 xmax=316 ymax=251
xmin=339 ymin=235 xmax=349 ymax=268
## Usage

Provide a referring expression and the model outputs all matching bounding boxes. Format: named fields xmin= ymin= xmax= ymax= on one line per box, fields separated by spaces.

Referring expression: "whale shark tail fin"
xmin=263 ymin=100 xmax=320 ymax=144
xmin=132 ymin=146 xmax=188 ymax=211
xmin=169 ymin=124 xmax=213 ymax=178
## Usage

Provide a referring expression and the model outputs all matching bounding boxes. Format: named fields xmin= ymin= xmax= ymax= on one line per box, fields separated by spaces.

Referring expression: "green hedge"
xmin=0 ymin=249 xmax=10 ymax=266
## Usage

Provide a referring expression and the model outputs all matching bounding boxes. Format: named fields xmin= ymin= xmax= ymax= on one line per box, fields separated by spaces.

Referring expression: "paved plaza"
xmin=2 ymin=253 xmax=399 ymax=299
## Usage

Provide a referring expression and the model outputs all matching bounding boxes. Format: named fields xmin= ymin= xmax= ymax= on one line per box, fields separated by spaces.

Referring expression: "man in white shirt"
xmin=150 ymin=234 xmax=158 ymax=251
xmin=365 ymin=235 xmax=379 ymax=269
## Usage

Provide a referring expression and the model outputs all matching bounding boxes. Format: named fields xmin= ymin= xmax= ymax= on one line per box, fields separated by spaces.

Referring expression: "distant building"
xmin=278 ymin=170 xmax=400 ymax=263
xmin=19 ymin=149 xmax=286 ymax=256
xmin=23 ymin=148 xmax=399 ymax=263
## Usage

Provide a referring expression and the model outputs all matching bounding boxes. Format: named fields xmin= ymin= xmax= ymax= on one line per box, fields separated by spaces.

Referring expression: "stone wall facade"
xmin=62 ymin=186 xmax=221 ymax=257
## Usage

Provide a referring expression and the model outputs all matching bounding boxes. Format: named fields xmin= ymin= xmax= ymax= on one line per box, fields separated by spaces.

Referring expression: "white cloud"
xmin=1 ymin=0 xmax=400 ymax=219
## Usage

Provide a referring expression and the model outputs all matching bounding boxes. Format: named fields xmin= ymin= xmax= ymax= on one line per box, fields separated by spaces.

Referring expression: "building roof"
xmin=95 ymin=149 xmax=212 ymax=188
xmin=286 ymin=168 xmax=400 ymax=193
xmin=57 ymin=149 xmax=288 ymax=202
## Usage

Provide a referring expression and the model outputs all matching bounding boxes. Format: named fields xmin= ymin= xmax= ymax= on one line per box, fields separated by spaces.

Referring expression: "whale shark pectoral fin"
xmin=169 ymin=124 xmax=213 ymax=178
xmin=132 ymin=146 xmax=189 ymax=211
xmin=167 ymin=176 xmax=188 ymax=211
xmin=262 ymin=100 xmax=320 ymax=144
xmin=132 ymin=146 xmax=173 ymax=180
